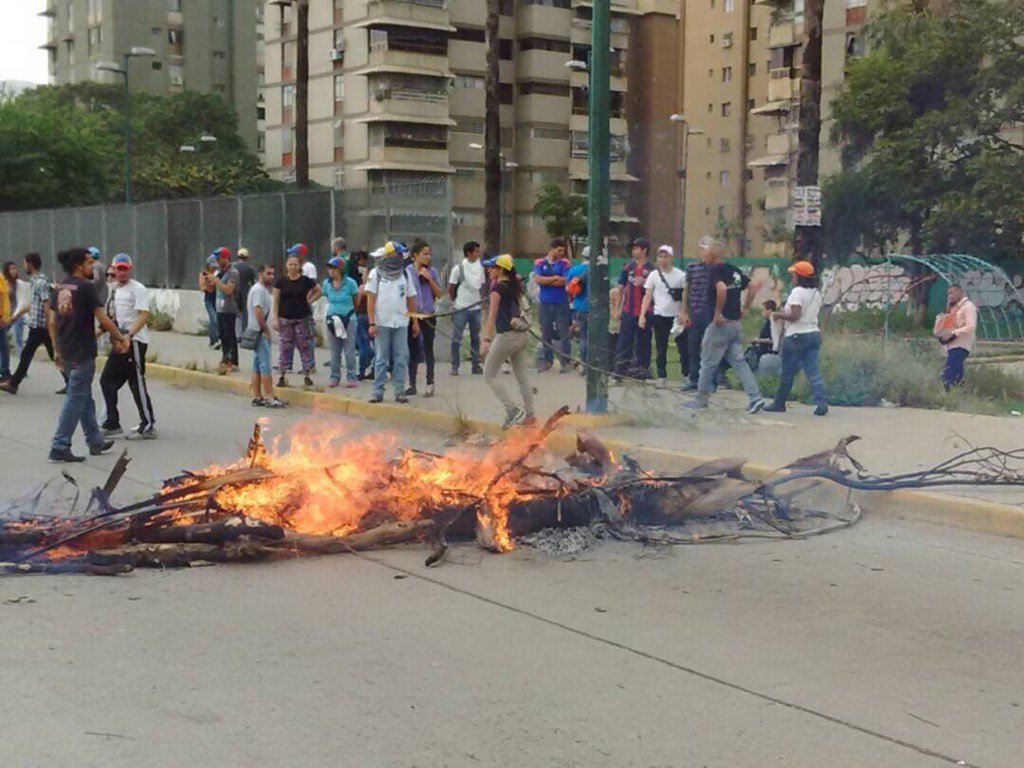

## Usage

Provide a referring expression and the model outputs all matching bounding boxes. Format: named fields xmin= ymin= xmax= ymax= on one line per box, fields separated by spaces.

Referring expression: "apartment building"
xmin=40 ymin=0 xmax=263 ymax=148
xmin=262 ymin=0 xmax=672 ymax=259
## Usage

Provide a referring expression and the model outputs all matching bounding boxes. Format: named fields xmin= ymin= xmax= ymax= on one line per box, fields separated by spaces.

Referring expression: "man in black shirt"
xmin=684 ymin=245 xmax=765 ymax=414
xmin=49 ymin=247 xmax=129 ymax=463
xmin=234 ymin=247 xmax=257 ymax=334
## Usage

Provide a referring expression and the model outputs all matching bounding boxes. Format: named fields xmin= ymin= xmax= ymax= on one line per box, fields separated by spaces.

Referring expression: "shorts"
xmin=252 ymin=334 xmax=271 ymax=375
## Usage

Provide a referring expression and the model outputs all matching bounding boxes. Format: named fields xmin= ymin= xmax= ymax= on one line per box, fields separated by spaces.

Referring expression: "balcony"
xmin=765 ymin=179 xmax=790 ymax=211
xmin=768 ymin=67 xmax=794 ymax=100
xmin=361 ymin=0 xmax=451 ymax=33
xmin=766 ymin=132 xmax=793 ymax=156
xmin=518 ymin=93 xmax=571 ymax=124
xmin=519 ymin=138 xmax=570 ymax=169
xmin=518 ymin=49 xmax=572 ymax=83
xmin=368 ymin=87 xmax=450 ymax=121
xmin=367 ymin=39 xmax=449 ymax=75
xmin=768 ymin=20 xmax=796 ymax=49
xmin=366 ymin=143 xmax=450 ymax=169
xmin=519 ymin=4 xmax=571 ymax=39
xmin=569 ymin=114 xmax=627 ymax=135
xmin=448 ymin=39 xmax=482 ymax=74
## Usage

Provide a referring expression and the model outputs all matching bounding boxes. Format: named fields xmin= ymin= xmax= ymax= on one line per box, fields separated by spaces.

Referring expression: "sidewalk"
xmin=147 ymin=330 xmax=1024 ymax=505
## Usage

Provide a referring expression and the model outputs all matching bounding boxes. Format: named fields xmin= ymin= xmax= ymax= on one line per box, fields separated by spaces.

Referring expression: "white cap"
xmin=657 ymin=244 xmax=674 ymax=257
xmin=370 ymin=246 xmax=387 ymax=259
xmin=582 ymin=246 xmax=591 ymax=259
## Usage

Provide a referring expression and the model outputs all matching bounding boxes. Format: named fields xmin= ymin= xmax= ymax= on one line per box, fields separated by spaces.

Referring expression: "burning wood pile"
xmin=3 ymin=408 xmax=1021 ymax=576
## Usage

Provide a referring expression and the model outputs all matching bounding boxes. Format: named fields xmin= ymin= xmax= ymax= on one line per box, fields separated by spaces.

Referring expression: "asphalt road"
xmin=1 ymin=366 xmax=1022 ymax=768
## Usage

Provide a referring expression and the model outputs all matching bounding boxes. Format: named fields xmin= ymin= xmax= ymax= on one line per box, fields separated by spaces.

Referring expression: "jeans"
xmin=536 ymin=301 xmax=572 ymax=368
xmin=450 ymin=308 xmax=481 ymax=372
xmin=204 ymin=295 xmax=219 ymax=344
xmin=573 ymin=310 xmax=589 ymax=364
xmin=100 ymin=339 xmax=156 ymax=430
xmin=327 ymin=314 xmax=357 ymax=383
xmin=772 ymin=331 xmax=827 ymax=408
xmin=217 ymin=312 xmax=239 ymax=366
xmin=484 ymin=330 xmax=535 ymax=417
xmin=373 ymin=325 xmax=409 ymax=399
xmin=652 ymin=315 xmax=686 ymax=380
xmin=686 ymin=315 xmax=712 ymax=386
xmin=356 ymin=313 xmax=374 ymax=375
xmin=409 ymin=318 xmax=435 ymax=387
xmin=943 ymin=347 xmax=969 ymax=390
xmin=697 ymin=320 xmax=762 ymax=404
xmin=9 ymin=326 xmax=56 ymax=387
xmin=0 ymin=326 xmax=10 ymax=379
xmin=252 ymin=333 xmax=272 ymax=375
xmin=615 ymin=313 xmax=653 ymax=377
xmin=51 ymin=358 xmax=103 ymax=453
xmin=11 ymin=315 xmax=25 ymax=355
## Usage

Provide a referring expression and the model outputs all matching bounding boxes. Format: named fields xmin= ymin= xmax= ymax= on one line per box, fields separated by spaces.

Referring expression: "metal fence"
xmin=0 ymin=179 xmax=454 ymax=288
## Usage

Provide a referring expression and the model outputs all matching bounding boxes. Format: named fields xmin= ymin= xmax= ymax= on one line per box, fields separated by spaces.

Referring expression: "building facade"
xmin=41 ymin=0 xmax=263 ymax=149
xmin=261 ymin=0 xmax=674 ymax=260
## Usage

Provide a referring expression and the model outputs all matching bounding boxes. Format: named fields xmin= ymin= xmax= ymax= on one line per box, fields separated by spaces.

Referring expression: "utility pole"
xmin=295 ymin=0 xmax=310 ymax=189
xmin=483 ymin=0 xmax=502 ymax=253
xmin=794 ymin=0 xmax=823 ymax=268
xmin=585 ymin=0 xmax=611 ymax=413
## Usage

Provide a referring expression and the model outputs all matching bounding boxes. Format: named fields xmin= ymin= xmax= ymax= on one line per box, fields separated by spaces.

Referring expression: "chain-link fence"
xmin=0 ymin=179 xmax=454 ymax=288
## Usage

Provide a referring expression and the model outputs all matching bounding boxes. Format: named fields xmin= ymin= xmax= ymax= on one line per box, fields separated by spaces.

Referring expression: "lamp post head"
xmin=179 ymin=145 xmax=196 ymax=153
xmin=468 ymin=142 xmax=484 ymax=150
xmin=199 ymin=134 xmax=218 ymax=143
xmin=128 ymin=46 xmax=156 ymax=57
xmin=669 ymin=113 xmax=687 ymax=123
xmin=95 ymin=62 xmax=125 ymax=74
xmin=688 ymin=127 xmax=705 ymax=136
xmin=565 ymin=59 xmax=588 ymax=72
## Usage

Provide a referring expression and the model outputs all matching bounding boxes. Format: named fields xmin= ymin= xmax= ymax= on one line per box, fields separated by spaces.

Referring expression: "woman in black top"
xmin=272 ymin=255 xmax=321 ymax=388
xmin=481 ymin=255 xmax=536 ymax=429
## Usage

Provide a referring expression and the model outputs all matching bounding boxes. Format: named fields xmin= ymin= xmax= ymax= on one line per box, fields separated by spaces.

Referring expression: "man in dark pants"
xmin=100 ymin=254 xmax=157 ymax=440
xmin=532 ymin=237 xmax=573 ymax=373
xmin=0 ymin=252 xmax=64 ymax=395
xmin=211 ymin=246 xmax=239 ymax=372
xmin=614 ymin=237 xmax=655 ymax=379
xmin=233 ymin=247 xmax=256 ymax=334
xmin=934 ymin=284 xmax=978 ymax=391
xmin=48 ymin=247 xmax=127 ymax=463
xmin=679 ymin=236 xmax=718 ymax=392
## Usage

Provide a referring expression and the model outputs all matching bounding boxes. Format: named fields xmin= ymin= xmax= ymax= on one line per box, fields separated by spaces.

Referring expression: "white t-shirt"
xmin=783 ymin=286 xmax=822 ymax=336
xmin=643 ymin=267 xmax=686 ymax=317
xmin=366 ymin=267 xmax=415 ymax=329
xmin=113 ymin=279 xmax=151 ymax=345
xmin=247 ymin=282 xmax=272 ymax=333
xmin=448 ymin=258 xmax=485 ymax=310
xmin=301 ymin=261 xmax=317 ymax=281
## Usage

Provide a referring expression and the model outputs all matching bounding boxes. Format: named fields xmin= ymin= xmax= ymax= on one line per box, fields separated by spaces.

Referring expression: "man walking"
xmin=1 ymin=253 xmax=61 ymax=395
xmin=679 ymin=236 xmax=717 ymax=391
xmin=49 ymin=247 xmax=128 ymax=463
xmin=448 ymin=240 xmax=485 ymax=376
xmin=934 ymin=284 xmax=977 ymax=391
xmin=233 ymin=247 xmax=256 ymax=334
xmin=366 ymin=242 xmax=418 ymax=404
xmin=614 ymin=237 xmax=655 ymax=378
xmin=211 ymin=246 xmax=240 ymax=372
xmin=532 ymin=237 xmax=572 ymax=373
xmin=248 ymin=264 xmax=287 ymax=408
xmin=685 ymin=245 xmax=765 ymax=414
xmin=100 ymin=254 xmax=157 ymax=440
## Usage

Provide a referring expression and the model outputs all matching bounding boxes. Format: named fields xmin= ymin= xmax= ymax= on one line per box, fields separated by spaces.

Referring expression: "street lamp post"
xmin=469 ymin=142 xmax=517 ymax=250
xmin=97 ymin=46 xmax=156 ymax=206
xmin=669 ymin=114 xmax=704 ymax=258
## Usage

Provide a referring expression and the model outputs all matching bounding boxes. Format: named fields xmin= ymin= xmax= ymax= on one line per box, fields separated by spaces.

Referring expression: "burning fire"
xmin=197 ymin=419 xmax=548 ymax=552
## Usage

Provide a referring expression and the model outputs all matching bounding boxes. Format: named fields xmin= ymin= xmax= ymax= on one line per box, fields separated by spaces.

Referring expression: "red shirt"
xmin=617 ymin=261 xmax=654 ymax=317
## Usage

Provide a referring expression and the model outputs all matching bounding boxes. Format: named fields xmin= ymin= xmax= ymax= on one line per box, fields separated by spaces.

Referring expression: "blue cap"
xmin=88 ymin=246 xmax=101 ymax=257
xmin=287 ymin=243 xmax=309 ymax=257
xmin=112 ymin=253 xmax=133 ymax=269
xmin=327 ymin=256 xmax=344 ymax=269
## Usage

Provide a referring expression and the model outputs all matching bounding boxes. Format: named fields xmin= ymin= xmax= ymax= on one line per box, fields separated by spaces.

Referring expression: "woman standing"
xmin=348 ymin=250 xmax=374 ymax=379
xmin=198 ymin=256 xmax=220 ymax=350
xmin=323 ymin=255 xmax=360 ymax=388
xmin=481 ymin=254 xmax=536 ymax=429
xmin=764 ymin=260 xmax=828 ymax=416
xmin=638 ymin=245 xmax=687 ymax=386
xmin=4 ymin=261 xmax=27 ymax=356
xmin=272 ymin=255 xmax=322 ymax=388
xmin=405 ymin=240 xmax=442 ymax=397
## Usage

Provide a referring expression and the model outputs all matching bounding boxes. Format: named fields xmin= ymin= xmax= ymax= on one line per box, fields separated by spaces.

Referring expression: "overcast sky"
xmin=0 ymin=0 xmax=49 ymax=84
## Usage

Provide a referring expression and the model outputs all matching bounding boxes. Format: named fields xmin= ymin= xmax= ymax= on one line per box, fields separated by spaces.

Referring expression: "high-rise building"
xmin=261 ymin=0 xmax=673 ymax=259
xmin=40 ymin=0 xmax=264 ymax=149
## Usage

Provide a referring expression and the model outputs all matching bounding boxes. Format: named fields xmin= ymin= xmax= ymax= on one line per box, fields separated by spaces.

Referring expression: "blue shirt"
xmin=322 ymin=276 xmax=359 ymax=317
xmin=533 ymin=257 xmax=571 ymax=305
xmin=566 ymin=262 xmax=589 ymax=313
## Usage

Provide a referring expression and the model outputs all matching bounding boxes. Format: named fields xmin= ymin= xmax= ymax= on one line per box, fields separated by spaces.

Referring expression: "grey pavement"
xmin=0 ymin=364 xmax=1022 ymax=767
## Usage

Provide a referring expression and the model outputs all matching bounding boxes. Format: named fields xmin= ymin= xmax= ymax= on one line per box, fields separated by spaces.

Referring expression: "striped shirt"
xmin=27 ymin=274 xmax=51 ymax=329
xmin=685 ymin=261 xmax=712 ymax=320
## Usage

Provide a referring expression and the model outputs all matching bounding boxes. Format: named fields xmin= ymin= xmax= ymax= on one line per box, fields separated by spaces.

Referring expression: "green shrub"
xmin=147 ymin=309 xmax=174 ymax=332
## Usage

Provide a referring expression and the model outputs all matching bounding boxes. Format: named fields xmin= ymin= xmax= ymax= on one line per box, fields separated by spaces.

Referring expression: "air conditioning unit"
xmin=170 ymin=75 xmax=184 ymax=86
xmin=374 ymin=86 xmax=391 ymax=101
xmin=330 ymin=47 xmax=344 ymax=61
xmin=721 ymin=36 xmax=733 ymax=48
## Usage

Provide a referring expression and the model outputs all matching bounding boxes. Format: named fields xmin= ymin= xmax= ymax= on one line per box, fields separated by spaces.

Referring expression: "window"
xmin=722 ymin=66 xmax=732 ymax=83
xmin=87 ymin=26 xmax=102 ymax=56
xmin=334 ymin=119 xmax=344 ymax=146
xmin=522 ymin=0 xmax=571 ymax=7
xmin=282 ymin=84 xmax=295 ymax=107
xmin=214 ymin=83 xmax=226 ymax=94
xmin=532 ymin=127 xmax=570 ymax=141
xmin=721 ymin=102 xmax=731 ymax=117
xmin=451 ymin=27 xmax=485 ymax=43
xmin=66 ymin=2 xmax=74 ymax=32
xmin=213 ymin=15 xmax=226 ymax=28
xmin=212 ymin=50 xmax=226 ymax=60
xmin=169 ymin=62 xmax=184 ymax=87
xmin=750 ymin=26 xmax=758 ymax=41
xmin=708 ymin=68 xmax=714 ymax=78
xmin=168 ymin=28 xmax=184 ymax=55
xmin=519 ymin=38 xmax=570 ymax=53
xmin=720 ymin=171 xmax=730 ymax=186
xmin=748 ymin=62 xmax=756 ymax=77
xmin=748 ymin=98 xmax=755 ymax=109
xmin=725 ymin=0 xmax=735 ymax=11
xmin=151 ymin=61 xmax=162 ymax=70
xmin=710 ymin=0 xmax=715 ymax=6
xmin=334 ymin=74 xmax=345 ymax=101
xmin=709 ymin=33 xmax=715 ymax=43
xmin=334 ymin=28 xmax=345 ymax=48
xmin=168 ymin=0 xmax=182 ymax=11
xmin=518 ymin=81 xmax=569 ymax=97
xmin=454 ymin=75 xmax=485 ymax=89
xmin=707 ymin=103 xmax=713 ymax=113
xmin=87 ymin=0 xmax=102 ymax=21
xmin=722 ymin=32 xmax=733 ymax=48
xmin=720 ymin=138 xmax=730 ymax=152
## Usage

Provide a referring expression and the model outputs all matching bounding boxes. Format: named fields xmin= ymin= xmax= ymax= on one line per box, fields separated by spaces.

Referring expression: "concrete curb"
xmin=144 ymin=362 xmax=1024 ymax=541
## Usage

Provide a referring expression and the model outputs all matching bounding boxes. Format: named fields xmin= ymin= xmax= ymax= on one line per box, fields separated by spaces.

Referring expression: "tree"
xmin=533 ymin=183 xmax=587 ymax=255
xmin=483 ymin=0 xmax=502 ymax=253
xmin=794 ymin=0 xmax=825 ymax=269
xmin=714 ymin=214 xmax=746 ymax=257
xmin=825 ymin=0 xmax=1024 ymax=263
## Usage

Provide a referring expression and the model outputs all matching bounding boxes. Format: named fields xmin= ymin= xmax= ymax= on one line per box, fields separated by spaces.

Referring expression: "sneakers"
xmin=328 ymin=380 xmax=340 ymax=389
xmin=471 ymin=365 xmax=484 ymax=375
xmin=0 ymin=380 xmax=14 ymax=395
xmin=125 ymin=424 xmax=157 ymax=441
xmin=277 ymin=376 xmax=289 ymax=388
xmin=814 ymin=404 xmax=829 ymax=416
xmin=369 ymin=394 xmax=384 ymax=404
xmin=682 ymin=397 xmax=707 ymax=410
xmin=90 ymin=439 xmax=115 ymax=456
xmin=395 ymin=395 xmax=409 ymax=404
xmin=424 ymin=384 xmax=435 ymax=398
xmin=55 ymin=386 xmax=68 ymax=395
xmin=502 ymin=362 xmax=512 ymax=375
xmin=212 ymin=340 xmax=222 ymax=350
xmin=536 ymin=363 xmax=552 ymax=374
xmin=303 ymin=375 xmax=314 ymax=388
xmin=450 ymin=368 xmax=460 ymax=377
xmin=345 ymin=380 xmax=358 ymax=389
xmin=680 ymin=381 xmax=698 ymax=392
xmin=264 ymin=397 xmax=289 ymax=408
xmin=49 ymin=448 xmax=85 ymax=463
xmin=558 ymin=362 xmax=571 ymax=375
xmin=502 ymin=407 xmax=526 ymax=430
xmin=252 ymin=398 xmax=267 ymax=407
xmin=762 ymin=403 xmax=786 ymax=413
xmin=101 ymin=426 xmax=124 ymax=438
xmin=747 ymin=398 xmax=766 ymax=415
xmin=521 ymin=415 xmax=538 ymax=428
xmin=403 ymin=385 xmax=417 ymax=397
